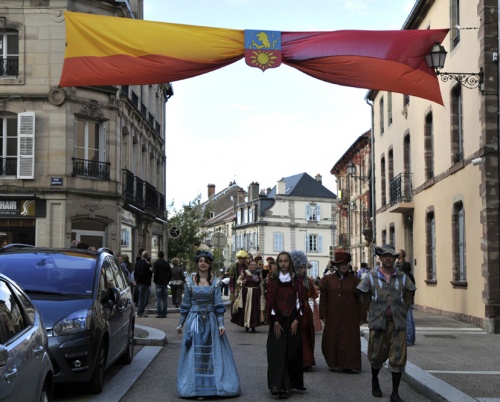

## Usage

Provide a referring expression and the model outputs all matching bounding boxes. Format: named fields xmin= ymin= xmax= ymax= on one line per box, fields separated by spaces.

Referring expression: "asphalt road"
xmin=116 ymin=311 xmax=430 ymax=402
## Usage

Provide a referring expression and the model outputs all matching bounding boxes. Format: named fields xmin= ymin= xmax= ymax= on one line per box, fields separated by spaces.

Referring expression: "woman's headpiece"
xmin=194 ymin=250 xmax=214 ymax=263
xmin=290 ymin=250 xmax=308 ymax=269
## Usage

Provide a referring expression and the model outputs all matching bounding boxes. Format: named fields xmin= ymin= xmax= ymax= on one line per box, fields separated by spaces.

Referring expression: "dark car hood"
xmin=30 ymin=298 xmax=94 ymax=328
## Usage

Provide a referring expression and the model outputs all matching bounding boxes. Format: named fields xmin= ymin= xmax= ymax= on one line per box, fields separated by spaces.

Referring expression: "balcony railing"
xmin=122 ymin=169 xmax=166 ymax=215
xmin=0 ymin=157 xmax=17 ymax=176
xmin=135 ymin=177 xmax=145 ymax=206
xmin=390 ymin=173 xmax=413 ymax=205
xmin=123 ymin=169 xmax=135 ymax=201
xmin=1 ymin=57 xmax=19 ymax=76
xmin=72 ymin=158 xmax=110 ymax=180
xmin=145 ymin=182 xmax=158 ymax=210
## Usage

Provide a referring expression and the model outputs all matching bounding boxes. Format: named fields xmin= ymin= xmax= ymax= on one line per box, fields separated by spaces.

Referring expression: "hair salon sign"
xmin=0 ymin=200 xmax=36 ymax=216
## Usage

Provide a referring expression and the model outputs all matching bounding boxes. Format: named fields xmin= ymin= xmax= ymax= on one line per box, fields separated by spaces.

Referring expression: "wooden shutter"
xmin=17 ymin=112 xmax=35 ymax=179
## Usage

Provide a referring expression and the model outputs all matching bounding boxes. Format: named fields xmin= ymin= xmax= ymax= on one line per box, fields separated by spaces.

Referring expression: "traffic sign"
xmin=169 ymin=226 xmax=181 ymax=238
xmin=211 ymin=232 xmax=227 ymax=247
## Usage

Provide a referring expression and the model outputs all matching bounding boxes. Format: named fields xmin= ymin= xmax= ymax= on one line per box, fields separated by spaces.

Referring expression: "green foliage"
xmin=166 ymin=194 xmax=207 ymax=271
xmin=211 ymin=247 xmax=225 ymax=273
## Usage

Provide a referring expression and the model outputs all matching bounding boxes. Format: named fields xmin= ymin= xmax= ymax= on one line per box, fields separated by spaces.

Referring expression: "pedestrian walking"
xmin=170 ymin=257 xmax=186 ymax=308
xmin=395 ymin=249 xmax=406 ymax=270
xmin=176 ymin=250 xmax=241 ymax=399
xmin=266 ymin=251 xmax=307 ymax=399
xmin=291 ymin=250 xmax=318 ymax=371
xmin=133 ymin=248 xmax=145 ymax=304
xmin=357 ymin=244 xmax=416 ymax=402
xmin=230 ymin=259 xmax=265 ymax=332
xmin=319 ymin=249 xmax=365 ymax=373
xmin=153 ymin=251 xmax=171 ymax=318
xmin=134 ymin=250 xmax=152 ymax=318
xmin=227 ymin=249 xmax=248 ymax=304
xmin=357 ymin=262 xmax=370 ymax=279
xmin=401 ymin=261 xmax=416 ymax=346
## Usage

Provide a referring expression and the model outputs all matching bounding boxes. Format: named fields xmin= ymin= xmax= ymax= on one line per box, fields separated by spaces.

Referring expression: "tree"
xmin=166 ymin=195 xmax=207 ymax=271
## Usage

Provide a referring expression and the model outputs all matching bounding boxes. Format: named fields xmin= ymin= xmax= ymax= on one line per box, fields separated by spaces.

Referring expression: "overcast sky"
xmin=143 ymin=0 xmax=416 ymax=208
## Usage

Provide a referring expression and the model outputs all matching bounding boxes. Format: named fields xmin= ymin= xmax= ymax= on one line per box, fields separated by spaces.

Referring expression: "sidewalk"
xmin=135 ymin=298 xmax=500 ymax=401
xmin=360 ymin=310 xmax=500 ymax=401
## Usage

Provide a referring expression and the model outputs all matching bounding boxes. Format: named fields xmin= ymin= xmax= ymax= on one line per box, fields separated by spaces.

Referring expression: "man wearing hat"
xmin=319 ymin=249 xmax=365 ymax=374
xmin=357 ymin=244 xmax=416 ymax=402
xmin=227 ymin=249 xmax=248 ymax=303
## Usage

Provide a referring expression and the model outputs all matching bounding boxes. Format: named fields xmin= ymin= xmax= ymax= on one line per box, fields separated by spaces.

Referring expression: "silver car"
xmin=0 ymin=273 xmax=53 ymax=402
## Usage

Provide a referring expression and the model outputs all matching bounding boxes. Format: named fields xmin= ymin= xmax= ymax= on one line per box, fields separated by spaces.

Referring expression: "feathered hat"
xmin=290 ymin=250 xmax=308 ymax=268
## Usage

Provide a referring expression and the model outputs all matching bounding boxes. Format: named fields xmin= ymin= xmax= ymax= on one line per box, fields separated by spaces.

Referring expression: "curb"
xmin=360 ymin=334 xmax=475 ymax=402
xmin=134 ymin=324 xmax=167 ymax=346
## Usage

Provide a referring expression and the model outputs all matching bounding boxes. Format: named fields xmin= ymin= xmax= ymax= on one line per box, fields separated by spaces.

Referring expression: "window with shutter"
xmin=1 ymin=115 xmax=17 ymax=176
xmin=17 ymin=111 xmax=35 ymax=179
xmin=273 ymin=232 xmax=283 ymax=252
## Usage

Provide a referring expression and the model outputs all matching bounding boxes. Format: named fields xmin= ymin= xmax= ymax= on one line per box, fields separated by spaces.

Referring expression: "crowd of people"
xmin=108 ymin=242 xmax=415 ymax=401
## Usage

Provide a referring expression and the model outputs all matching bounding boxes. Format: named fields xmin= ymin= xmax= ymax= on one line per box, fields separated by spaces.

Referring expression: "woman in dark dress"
xmin=291 ymin=250 xmax=318 ymax=371
xmin=266 ymin=251 xmax=307 ymax=399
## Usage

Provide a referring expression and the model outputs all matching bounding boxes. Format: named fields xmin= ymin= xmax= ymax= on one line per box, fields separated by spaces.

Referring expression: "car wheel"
xmin=88 ymin=341 xmax=107 ymax=394
xmin=38 ymin=380 xmax=52 ymax=402
xmin=118 ymin=321 xmax=135 ymax=365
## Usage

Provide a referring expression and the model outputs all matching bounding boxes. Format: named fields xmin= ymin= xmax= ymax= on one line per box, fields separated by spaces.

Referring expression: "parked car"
xmin=0 ymin=245 xmax=135 ymax=394
xmin=0 ymin=273 xmax=53 ymax=402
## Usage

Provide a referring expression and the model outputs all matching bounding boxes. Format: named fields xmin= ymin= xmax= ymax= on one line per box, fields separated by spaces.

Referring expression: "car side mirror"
xmin=109 ymin=287 xmax=120 ymax=304
xmin=0 ymin=345 xmax=9 ymax=367
xmin=99 ymin=290 xmax=108 ymax=304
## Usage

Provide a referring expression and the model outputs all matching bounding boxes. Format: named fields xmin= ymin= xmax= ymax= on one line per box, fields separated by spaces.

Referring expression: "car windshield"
xmin=0 ymin=252 xmax=96 ymax=296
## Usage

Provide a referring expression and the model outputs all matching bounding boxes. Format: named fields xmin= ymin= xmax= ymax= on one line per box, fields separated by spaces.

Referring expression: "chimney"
xmin=315 ymin=173 xmax=322 ymax=184
xmin=207 ymin=184 xmax=215 ymax=198
xmin=276 ymin=178 xmax=286 ymax=195
xmin=248 ymin=181 xmax=260 ymax=201
xmin=266 ymin=187 xmax=272 ymax=195
xmin=237 ymin=189 xmax=246 ymax=204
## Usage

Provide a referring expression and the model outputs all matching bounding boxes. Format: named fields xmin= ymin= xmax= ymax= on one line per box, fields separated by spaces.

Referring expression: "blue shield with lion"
xmin=244 ymin=30 xmax=282 ymax=71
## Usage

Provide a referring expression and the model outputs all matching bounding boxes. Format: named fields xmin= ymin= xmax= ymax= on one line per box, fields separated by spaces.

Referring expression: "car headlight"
xmin=52 ymin=309 xmax=91 ymax=336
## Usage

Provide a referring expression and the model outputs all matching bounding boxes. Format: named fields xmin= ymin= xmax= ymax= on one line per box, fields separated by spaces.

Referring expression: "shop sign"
xmin=0 ymin=200 xmax=36 ymax=217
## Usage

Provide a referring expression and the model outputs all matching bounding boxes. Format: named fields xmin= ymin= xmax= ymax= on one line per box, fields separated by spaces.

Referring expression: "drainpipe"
xmin=497 ymin=0 xmax=500 ymax=332
xmin=365 ymin=95 xmax=376 ymax=266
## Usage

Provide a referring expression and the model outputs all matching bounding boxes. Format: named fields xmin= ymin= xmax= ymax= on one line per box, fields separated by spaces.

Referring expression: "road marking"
xmin=427 ymin=370 xmax=500 ymax=375
xmin=89 ymin=346 xmax=163 ymax=402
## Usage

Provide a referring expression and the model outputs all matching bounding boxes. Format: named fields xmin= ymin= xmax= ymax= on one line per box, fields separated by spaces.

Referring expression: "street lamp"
xmin=347 ymin=162 xmax=369 ymax=182
xmin=425 ymin=42 xmax=484 ymax=89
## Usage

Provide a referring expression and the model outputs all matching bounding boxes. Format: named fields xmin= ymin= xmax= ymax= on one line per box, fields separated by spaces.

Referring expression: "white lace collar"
xmin=279 ymin=271 xmax=291 ymax=282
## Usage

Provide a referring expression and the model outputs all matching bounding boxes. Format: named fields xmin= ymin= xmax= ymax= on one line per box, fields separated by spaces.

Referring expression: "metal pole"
xmin=348 ymin=173 xmax=351 ymax=250
xmin=365 ymin=96 xmax=376 ymax=267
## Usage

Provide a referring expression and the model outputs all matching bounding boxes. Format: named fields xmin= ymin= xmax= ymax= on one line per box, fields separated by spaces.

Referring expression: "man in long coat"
xmin=319 ymin=249 xmax=365 ymax=373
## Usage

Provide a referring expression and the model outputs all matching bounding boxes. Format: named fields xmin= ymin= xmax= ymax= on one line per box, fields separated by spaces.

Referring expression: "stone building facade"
xmin=0 ymin=0 xmax=169 ymax=259
xmin=331 ymin=131 xmax=372 ymax=268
